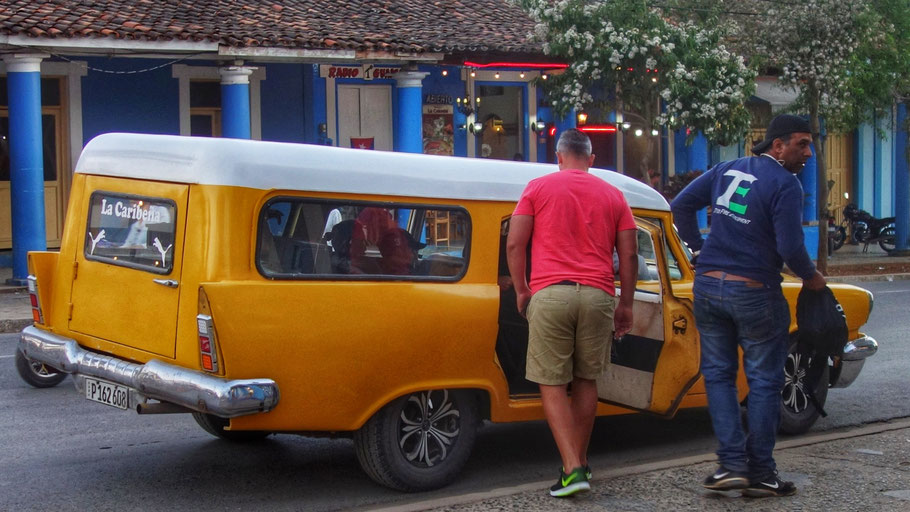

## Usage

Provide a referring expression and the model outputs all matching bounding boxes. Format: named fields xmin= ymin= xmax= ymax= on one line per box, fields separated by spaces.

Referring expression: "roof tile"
xmin=0 ymin=0 xmax=542 ymax=55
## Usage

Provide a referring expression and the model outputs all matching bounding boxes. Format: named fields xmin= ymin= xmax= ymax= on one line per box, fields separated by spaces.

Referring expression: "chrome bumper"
xmin=18 ymin=326 xmax=279 ymax=418
xmin=831 ymin=334 xmax=878 ymax=389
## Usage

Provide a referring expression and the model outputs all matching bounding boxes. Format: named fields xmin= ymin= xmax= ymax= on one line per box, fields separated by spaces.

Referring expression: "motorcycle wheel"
xmin=831 ymin=227 xmax=846 ymax=251
xmin=879 ymin=227 xmax=896 ymax=253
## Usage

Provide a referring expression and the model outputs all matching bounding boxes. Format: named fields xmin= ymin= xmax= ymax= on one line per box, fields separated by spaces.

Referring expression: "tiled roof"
xmin=0 ymin=0 xmax=542 ymax=56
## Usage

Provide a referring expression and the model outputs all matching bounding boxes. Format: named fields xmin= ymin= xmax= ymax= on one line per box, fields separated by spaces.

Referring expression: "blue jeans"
xmin=693 ymin=274 xmax=790 ymax=480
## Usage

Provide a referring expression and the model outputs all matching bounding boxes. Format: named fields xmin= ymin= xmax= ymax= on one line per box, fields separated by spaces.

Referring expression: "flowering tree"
xmin=516 ymin=0 xmax=756 ymax=149
xmin=743 ymin=0 xmax=888 ymax=272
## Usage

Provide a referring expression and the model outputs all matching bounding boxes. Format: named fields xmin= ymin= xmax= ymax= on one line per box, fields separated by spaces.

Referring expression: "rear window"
xmin=257 ymin=198 xmax=470 ymax=280
xmin=84 ymin=192 xmax=177 ymax=274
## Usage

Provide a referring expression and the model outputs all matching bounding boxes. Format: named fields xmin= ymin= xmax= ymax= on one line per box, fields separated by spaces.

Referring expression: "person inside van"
xmin=377 ymin=228 xmax=425 ymax=275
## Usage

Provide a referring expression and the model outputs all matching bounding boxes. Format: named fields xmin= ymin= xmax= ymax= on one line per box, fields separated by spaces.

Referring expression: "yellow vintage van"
xmin=17 ymin=133 xmax=877 ymax=491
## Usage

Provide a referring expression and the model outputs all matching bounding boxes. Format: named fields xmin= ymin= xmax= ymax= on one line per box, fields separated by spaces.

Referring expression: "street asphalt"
xmin=4 ymin=243 xmax=910 ymax=511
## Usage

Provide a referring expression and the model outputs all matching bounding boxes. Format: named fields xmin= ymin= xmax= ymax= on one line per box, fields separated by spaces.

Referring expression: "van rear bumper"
xmin=18 ymin=326 xmax=279 ymax=418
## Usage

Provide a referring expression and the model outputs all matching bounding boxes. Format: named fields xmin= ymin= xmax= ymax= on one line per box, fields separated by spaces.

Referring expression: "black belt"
xmin=556 ymin=280 xmax=580 ymax=286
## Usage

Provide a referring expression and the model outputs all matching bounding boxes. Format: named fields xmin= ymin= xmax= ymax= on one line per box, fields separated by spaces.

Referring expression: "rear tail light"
xmin=197 ymin=314 xmax=218 ymax=373
xmin=27 ymin=275 xmax=43 ymax=324
xmin=196 ymin=287 xmax=220 ymax=373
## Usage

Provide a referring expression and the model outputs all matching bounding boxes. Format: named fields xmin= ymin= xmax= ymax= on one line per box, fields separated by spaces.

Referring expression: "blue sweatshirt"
xmin=670 ymin=154 xmax=817 ymax=287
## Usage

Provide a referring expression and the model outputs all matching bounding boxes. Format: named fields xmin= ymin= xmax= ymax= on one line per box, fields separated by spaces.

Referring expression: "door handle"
xmin=672 ymin=316 xmax=687 ymax=334
xmin=153 ymin=279 xmax=179 ymax=288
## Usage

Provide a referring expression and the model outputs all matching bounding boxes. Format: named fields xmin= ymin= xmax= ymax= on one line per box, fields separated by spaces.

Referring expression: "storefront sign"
xmin=320 ymin=65 xmax=402 ymax=81
xmin=422 ymin=105 xmax=454 ymax=156
xmin=424 ymin=94 xmax=453 ymax=105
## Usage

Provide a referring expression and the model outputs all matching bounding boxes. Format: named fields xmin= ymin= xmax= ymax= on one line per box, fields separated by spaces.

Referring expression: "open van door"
xmin=68 ymin=177 xmax=188 ymax=359
xmin=597 ymin=218 xmax=700 ymax=416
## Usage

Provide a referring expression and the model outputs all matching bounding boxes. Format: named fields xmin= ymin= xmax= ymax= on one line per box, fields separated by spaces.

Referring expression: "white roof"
xmin=75 ymin=133 xmax=670 ymax=211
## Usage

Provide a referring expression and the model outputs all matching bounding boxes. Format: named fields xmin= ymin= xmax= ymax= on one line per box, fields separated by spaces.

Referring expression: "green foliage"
xmin=516 ymin=0 xmax=756 ymax=146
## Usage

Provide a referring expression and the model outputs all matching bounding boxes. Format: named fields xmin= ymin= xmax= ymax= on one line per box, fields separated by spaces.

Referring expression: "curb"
xmin=367 ymin=418 xmax=910 ymax=512
xmin=0 ymin=319 xmax=30 ymax=334
xmin=827 ymin=272 xmax=910 ymax=283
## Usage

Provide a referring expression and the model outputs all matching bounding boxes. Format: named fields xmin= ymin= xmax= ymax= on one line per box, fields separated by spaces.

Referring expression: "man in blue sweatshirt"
xmin=671 ymin=114 xmax=826 ymax=498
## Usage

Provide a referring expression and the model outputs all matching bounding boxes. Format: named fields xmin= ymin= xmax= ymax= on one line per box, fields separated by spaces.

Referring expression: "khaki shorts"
xmin=526 ymin=283 xmax=616 ymax=385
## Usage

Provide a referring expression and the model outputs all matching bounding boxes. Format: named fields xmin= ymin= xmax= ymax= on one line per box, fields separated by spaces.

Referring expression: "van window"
xmin=84 ymin=192 xmax=177 ymax=274
xmin=257 ymin=199 xmax=469 ymax=280
xmin=640 ymin=216 xmax=685 ymax=281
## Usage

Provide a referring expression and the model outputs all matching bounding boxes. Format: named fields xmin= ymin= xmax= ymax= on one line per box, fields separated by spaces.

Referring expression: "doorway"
xmin=474 ymin=85 xmax=524 ymax=161
xmin=337 ymin=84 xmax=393 ymax=151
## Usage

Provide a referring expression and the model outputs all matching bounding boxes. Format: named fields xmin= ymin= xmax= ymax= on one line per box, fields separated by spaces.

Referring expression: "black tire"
xmin=779 ymin=341 xmax=829 ymax=435
xmin=354 ymin=389 xmax=478 ymax=492
xmin=879 ymin=227 xmax=896 ymax=253
xmin=192 ymin=412 xmax=270 ymax=442
xmin=831 ymin=227 xmax=846 ymax=251
xmin=15 ymin=350 xmax=67 ymax=388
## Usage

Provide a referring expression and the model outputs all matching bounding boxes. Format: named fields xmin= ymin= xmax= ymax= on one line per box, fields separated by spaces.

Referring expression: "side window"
xmin=84 ymin=192 xmax=177 ymax=274
xmin=635 ymin=227 xmax=660 ymax=282
xmin=638 ymin=216 xmax=686 ymax=281
xmin=257 ymin=198 xmax=469 ymax=280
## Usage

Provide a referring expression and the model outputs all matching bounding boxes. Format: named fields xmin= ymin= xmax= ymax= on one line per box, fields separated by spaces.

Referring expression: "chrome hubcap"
xmin=782 ymin=351 xmax=810 ymax=413
xmin=29 ymin=360 xmax=56 ymax=377
xmin=398 ymin=390 xmax=460 ymax=468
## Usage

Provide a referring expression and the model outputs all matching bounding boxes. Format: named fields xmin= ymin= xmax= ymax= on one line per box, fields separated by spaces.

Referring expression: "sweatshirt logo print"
xmin=717 ymin=170 xmax=757 ymax=215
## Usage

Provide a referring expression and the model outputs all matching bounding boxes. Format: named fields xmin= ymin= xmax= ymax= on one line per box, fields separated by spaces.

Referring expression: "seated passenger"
xmin=377 ymin=228 xmax=425 ymax=275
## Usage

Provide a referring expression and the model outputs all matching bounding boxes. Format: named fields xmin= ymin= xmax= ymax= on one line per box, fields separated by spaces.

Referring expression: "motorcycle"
xmin=841 ymin=203 xmax=897 ymax=253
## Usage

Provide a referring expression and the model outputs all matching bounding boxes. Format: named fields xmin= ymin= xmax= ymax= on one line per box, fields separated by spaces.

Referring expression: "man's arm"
xmin=506 ymin=215 xmax=534 ymax=317
xmin=772 ymin=180 xmax=827 ymax=290
xmin=614 ymin=228 xmax=638 ymax=338
xmin=669 ymin=171 xmax=714 ymax=253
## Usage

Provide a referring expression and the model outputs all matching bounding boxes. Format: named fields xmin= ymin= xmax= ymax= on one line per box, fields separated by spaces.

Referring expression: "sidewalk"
xmin=378 ymin=419 xmax=910 ymax=512
xmin=1 ymin=244 xmax=908 ymax=333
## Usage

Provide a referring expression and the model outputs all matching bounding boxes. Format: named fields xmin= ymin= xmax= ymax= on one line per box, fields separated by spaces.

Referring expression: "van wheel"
xmin=354 ymin=389 xmax=478 ymax=492
xmin=779 ymin=341 xmax=829 ymax=435
xmin=15 ymin=349 xmax=67 ymax=388
xmin=192 ymin=412 xmax=270 ymax=442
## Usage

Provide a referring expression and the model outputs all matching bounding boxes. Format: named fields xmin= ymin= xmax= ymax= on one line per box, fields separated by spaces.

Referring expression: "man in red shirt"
xmin=507 ymin=128 xmax=638 ymax=497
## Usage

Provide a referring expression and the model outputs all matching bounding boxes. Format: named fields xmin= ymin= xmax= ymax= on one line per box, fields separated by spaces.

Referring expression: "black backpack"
xmin=795 ymin=286 xmax=848 ymax=417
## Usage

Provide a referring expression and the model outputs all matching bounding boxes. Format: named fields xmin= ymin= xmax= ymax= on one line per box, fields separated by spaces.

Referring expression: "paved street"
xmin=1 ymin=279 xmax=908 ymax=511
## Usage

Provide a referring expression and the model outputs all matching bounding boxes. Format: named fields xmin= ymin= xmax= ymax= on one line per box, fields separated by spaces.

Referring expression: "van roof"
xmin=76 ymin=133 xmax=670 ymax=211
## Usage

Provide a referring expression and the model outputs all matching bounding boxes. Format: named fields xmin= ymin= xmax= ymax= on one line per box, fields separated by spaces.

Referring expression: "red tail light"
xmin=27 ymin=276 xmax=43 ymax=324
xmin=197 ymin=314 xmax=219 ymax=373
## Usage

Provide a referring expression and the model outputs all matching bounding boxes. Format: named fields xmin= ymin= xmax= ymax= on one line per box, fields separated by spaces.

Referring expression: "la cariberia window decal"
xmin=84 ymin=192 xmax=178 ymax=274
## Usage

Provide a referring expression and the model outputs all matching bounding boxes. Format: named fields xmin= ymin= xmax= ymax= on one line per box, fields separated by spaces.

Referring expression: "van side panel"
xmin=205 ymin=281 xmax=503 ymax=431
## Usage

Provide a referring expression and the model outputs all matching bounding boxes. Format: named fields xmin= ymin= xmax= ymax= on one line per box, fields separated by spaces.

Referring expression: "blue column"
xmin=799 ymin=144 xmax=818 ymax=221
xmin=685 ymin=132 xmax=709 ymax=231
xmin=894 ymin=103 xmax=910 ymax=254
xmin=393 ymin=69 xmax=429 ymax=153
xmin=686 ymin=132 xmax=708 ymax=171
xmin=4 ymin=54 xmax=48 ymax=284
xmin=219 ymin=65 xmax=253 ymax=139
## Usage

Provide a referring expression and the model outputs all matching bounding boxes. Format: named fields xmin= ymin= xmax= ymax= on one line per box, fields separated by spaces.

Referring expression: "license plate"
xmin=84 ymin=377 xmax=130 ymax=410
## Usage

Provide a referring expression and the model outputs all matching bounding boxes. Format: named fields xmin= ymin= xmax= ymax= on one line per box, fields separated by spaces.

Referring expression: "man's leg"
xmin=526 ymin=285 xmax=582 ymax=472
xmin=540 ymin=383 xmax=583 ymax=471
xmin=572 ymin=286 xmax=615 ymax=469
xmin=693 ymin=276 xmax=749 ymax=476
xmin=569 ymin=377 xmax=598 ymax=466
xmin=738 ymin=292 xmax=790 ymax=480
